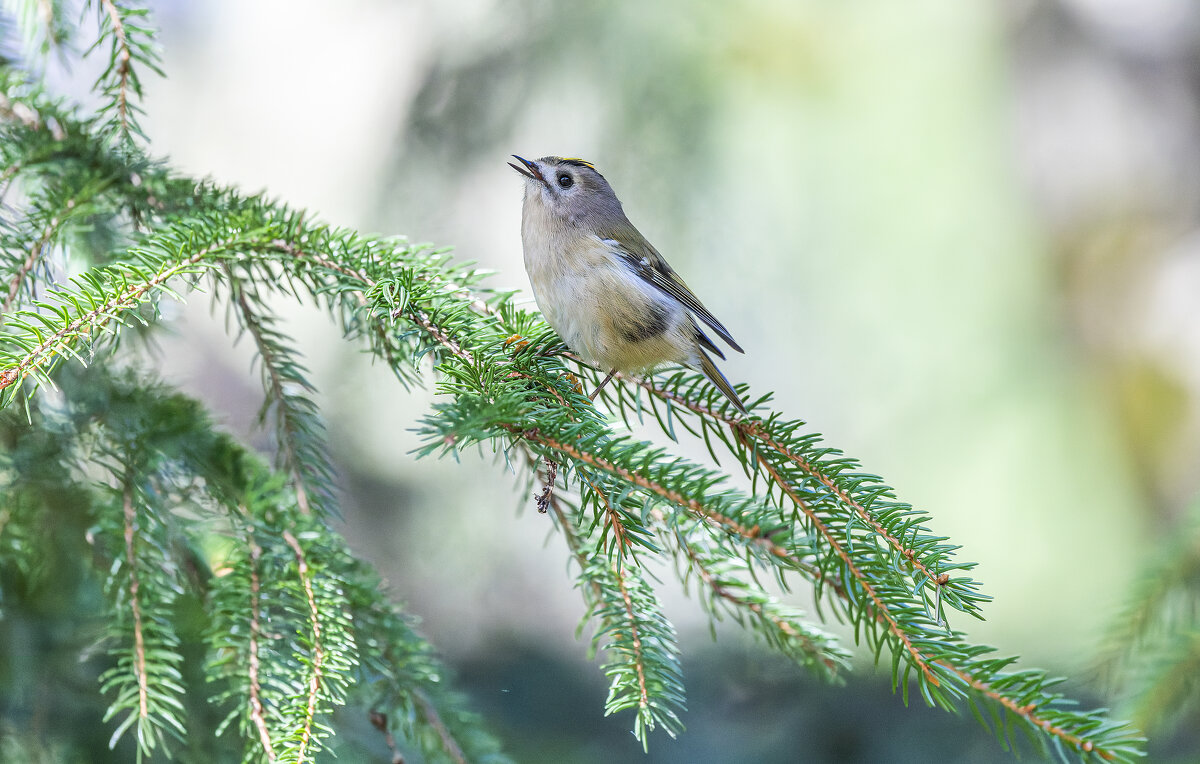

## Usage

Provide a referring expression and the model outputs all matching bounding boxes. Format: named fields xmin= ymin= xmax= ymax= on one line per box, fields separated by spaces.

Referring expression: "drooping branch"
xmin=226 ymin=268 xmax=334 ymax=517
xmin=245 ymin=535 xmax=277 ymax=762
xmin=121 ymin=478 xmax=150 ymax=726
xmin=281 ymin=529 xmax=326 ymax=761
xmin=98 ymin=0 xmax=133 ymax=136
xmin=2 ymin=202 xmax=69 ymax=313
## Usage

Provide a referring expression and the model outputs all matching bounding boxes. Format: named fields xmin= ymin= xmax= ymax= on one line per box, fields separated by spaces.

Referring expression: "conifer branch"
xmin=582 ymin=471 xmax=634 ymax=556
xmin=612 ymin=561 xmax=651 ymax=719
xmin=0 ymin=231 xmax=263 ymax=396
xmin=623 ymin=373 xmax=964 ymax=604
xmin=89 ymin=0 xmax=160 ymax=144
xmin=98 ymin=449 xmax=186 ymax=757
xmin=668 ymin=528 xmax=847 ymax=677
xmin=281 ymin=529 xmax=325 ymax=761
xmin=97 ymin=0 xmax=132 ymax=136
xmin=524 ymin=445 xmax=683 ymax=745
xmin=121 ymin=478 xmax=150 ymax=726
xmin=506 ymin=424 xmax=784 ymax=557
xmin=589 ymin=555 xmax=684 ymax=747
xmin=751 ymin=445 xmax=942 ymax=686
xmin=246 ymin=536 xmax=277 ymax=762
xmin=226 ymin=267 xmax=334 ymax=517
xmin=2 ymin=210 xmax=56 ymax=313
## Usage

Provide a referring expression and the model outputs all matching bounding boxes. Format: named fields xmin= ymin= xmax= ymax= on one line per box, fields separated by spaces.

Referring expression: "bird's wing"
xmin=598 ymin=227 xmax=744 ymax=354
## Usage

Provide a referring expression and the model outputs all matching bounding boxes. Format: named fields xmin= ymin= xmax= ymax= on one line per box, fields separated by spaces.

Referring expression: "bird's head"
xmin=509 ymin=155 xmax=625 ymax=226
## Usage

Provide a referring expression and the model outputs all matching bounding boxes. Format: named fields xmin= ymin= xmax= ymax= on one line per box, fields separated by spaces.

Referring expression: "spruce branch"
xmin=750 ymin=442 xmax=944 ymax=687
xmin=121 ymin=479 xmax=150 ymax=735
xmin=666 ymin=525 xmax=848 ymax=678
xmin=88 ymin=0 xmax=160 ymax=144
xmin=0 ymin=226 xmax=271 ymax=399
xmin=97 ymin=467 xmax=186 ymax=758
xmin=2 ymin=196 xmax=66 ymax=313
xmin=280 ymin=528 xmax=331 ymax=761
xmin=98 ymin=0 xmax=132 ymax=130
xmin=245 ymin=535 xmax=278 ymax=763
xmin=224 ymin=266 xmax=336 ymax=517
xmin=525 ymin=444 xmax=689 ymax=748
xmin=599 ymin=556 xmax=684 ymax=749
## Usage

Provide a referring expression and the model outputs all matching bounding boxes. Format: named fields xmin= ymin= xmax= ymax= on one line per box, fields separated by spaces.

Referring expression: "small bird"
xmin=510 ymin=155 xmax=746 ymax=412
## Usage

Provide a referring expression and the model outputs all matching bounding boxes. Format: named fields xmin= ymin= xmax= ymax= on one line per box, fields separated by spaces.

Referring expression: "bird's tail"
xmin=699 ymin=351 xmax=747 ymax=414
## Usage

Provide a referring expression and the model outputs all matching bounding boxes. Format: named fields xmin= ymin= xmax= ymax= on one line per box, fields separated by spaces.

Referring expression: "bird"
xmin=509 ymin=154 xmax=746 ymax=413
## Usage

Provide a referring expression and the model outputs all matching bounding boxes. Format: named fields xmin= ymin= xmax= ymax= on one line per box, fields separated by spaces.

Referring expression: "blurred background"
xmin=66 ymin=0 xmax=1200 ymax=760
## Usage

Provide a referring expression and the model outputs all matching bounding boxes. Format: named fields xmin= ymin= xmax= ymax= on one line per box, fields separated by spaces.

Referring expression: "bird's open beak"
xmin=508 ymin=155 xmax=546 ymax=185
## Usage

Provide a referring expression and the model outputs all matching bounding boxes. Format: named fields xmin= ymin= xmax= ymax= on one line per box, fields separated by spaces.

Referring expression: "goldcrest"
xmin=510 ymin=155 xmax=746 ymax=412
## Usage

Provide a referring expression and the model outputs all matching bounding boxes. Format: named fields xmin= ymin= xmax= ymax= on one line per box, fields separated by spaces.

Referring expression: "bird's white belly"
xmin=527 ymin=249 xmax=693 ymax=373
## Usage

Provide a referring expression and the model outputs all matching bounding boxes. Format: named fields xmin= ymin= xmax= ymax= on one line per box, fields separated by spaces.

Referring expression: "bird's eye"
xmin=557 ymin=172 xmax=573 ymax=189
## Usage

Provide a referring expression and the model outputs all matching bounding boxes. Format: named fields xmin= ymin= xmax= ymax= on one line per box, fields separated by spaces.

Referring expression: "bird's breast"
xmin=520 ymin=221 xmax=694 ymax=372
